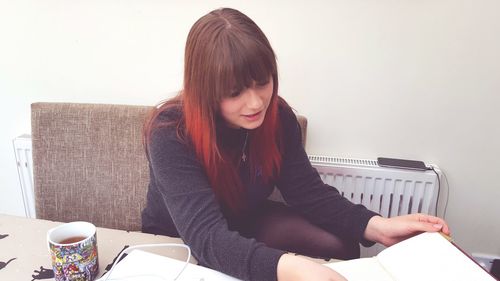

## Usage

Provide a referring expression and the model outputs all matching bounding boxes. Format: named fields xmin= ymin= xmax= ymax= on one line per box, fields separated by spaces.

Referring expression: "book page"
xmin=377 ymin=232 xmax=495 ymax=281
xmin=325 ymin=257 xmax=395 ymax=281
xmin=96 ymin=249 xmax=241 ymax=281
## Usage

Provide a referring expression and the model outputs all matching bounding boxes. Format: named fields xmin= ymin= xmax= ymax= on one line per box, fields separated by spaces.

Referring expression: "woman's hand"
xmin=277 ymin=253 xmax=347 ymax=281
xmin=364 ymin=214 xmax=451 ymax=247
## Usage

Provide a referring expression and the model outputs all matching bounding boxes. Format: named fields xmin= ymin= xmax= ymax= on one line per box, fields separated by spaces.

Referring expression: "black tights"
xmin=237 ymin=201 xmax=360 ymax=260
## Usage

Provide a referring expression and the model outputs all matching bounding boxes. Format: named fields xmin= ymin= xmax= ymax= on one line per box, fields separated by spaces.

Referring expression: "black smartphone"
xmin=377 ymin=157 xmax=427 ymax=171
xmin=491 ymin=259 xmax=500 ymax=279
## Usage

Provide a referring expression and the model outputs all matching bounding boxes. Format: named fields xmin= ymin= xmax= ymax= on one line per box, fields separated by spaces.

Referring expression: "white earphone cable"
xmin=102 ymin=243 xmax=191 ymax=281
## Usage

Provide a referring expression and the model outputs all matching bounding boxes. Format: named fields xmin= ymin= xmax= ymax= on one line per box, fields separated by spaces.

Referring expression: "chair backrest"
xmin=31 ymin=102 xmax=307 ymax=231
xmin=32 ymin=102 xmax=151 ymax=231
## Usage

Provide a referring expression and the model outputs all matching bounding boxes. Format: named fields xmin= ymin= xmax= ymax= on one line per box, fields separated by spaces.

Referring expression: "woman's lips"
xmin=243 ymin=111 xmax=261 ymax=121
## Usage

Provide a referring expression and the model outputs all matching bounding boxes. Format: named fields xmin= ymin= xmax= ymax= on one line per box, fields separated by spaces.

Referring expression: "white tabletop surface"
xmin=0 ymin=214 xmax=333 ymax=281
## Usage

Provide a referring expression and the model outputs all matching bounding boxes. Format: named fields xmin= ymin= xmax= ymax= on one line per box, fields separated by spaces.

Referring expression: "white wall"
xmin=1 ymin=0 xmax=499 ymax=256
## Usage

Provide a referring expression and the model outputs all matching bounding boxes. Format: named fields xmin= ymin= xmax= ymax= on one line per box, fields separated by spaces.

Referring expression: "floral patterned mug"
xmin=47 ymin=221 xmax=99 ymax=281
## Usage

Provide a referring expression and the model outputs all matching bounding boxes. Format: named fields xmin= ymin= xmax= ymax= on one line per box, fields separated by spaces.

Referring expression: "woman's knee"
xmin=330 ymin=238 xmax=360 ymax=260
xmin=249 ymin=202 xmax=361 ymax=260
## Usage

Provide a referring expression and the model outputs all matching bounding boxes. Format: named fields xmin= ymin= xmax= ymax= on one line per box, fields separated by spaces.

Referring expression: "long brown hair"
xmin=144 ymin=8 xmax=286 ymax=212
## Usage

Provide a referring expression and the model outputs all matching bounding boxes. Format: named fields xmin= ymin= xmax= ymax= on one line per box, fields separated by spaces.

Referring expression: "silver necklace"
xmin=241 ymin=131 xmax=249 ymax=162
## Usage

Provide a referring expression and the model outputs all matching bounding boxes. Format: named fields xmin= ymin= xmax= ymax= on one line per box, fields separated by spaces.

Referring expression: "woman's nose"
xmin=244 ymin=89 xmax=263 ymax=109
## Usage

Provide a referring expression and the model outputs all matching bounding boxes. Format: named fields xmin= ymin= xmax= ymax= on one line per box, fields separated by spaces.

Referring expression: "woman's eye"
xmin=230 ymin=91 xmax=241 ymax=98
xmin=256 ymin=80 xmax=270 ymax=88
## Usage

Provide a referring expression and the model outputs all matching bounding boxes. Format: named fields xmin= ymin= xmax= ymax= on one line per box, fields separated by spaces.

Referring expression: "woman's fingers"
xmin=415 ymin=214 xmax=451 ymax=234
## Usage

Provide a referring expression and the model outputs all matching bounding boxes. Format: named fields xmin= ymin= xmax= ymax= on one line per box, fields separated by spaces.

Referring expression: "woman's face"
xmin=219 ymin=78 xmax=273 ymax=129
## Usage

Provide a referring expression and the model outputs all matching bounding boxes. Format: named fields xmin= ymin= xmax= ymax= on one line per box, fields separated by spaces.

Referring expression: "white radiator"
xmin=308 ymin=155 xmax=441 ymax=257
xmin=13 ymin=134 xmax=36 ymax=218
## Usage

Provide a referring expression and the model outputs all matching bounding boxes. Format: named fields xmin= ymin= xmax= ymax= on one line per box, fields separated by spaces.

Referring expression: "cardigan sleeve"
xmin=275 ymin=107 xmax=378 ymax=246
xmin=148 ymin=125 xmax=285 ymax=281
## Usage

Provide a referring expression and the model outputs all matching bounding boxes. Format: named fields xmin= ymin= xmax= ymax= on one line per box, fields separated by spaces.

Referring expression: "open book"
xmin=325 ymin=232 xmax=496 ymax=281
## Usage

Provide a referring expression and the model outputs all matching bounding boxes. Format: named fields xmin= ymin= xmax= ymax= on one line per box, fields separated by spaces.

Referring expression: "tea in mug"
xmin=58 ymin=236 xmax=87 ymax=244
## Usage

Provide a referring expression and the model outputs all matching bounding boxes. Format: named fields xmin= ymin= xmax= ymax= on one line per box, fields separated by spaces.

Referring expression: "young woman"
xmin=142 ymin=8 xmax=450 ymax=281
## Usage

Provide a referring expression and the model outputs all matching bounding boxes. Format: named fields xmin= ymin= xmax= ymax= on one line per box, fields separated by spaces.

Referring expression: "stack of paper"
xmin=96 ymin=249 xmax=240 ymax=281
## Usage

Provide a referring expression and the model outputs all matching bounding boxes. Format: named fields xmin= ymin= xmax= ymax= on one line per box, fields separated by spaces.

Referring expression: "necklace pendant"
xmin=241 ymin=131 xmax=249 ymax=163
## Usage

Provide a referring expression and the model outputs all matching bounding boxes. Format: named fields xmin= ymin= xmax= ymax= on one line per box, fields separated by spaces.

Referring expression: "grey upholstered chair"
xmin=31 ymin=102 xmax=307 ymax=231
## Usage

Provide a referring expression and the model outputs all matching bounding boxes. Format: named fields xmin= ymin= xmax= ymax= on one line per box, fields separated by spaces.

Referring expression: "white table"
xmin=0 ymin=214 xmax=333 ymax=281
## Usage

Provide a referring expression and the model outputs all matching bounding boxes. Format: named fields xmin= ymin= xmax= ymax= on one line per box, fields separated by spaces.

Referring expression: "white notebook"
xmin=96 ymin=249 xmax=240 ymax=281
xmin=325 ymin=232 xmax=496 ymax=281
